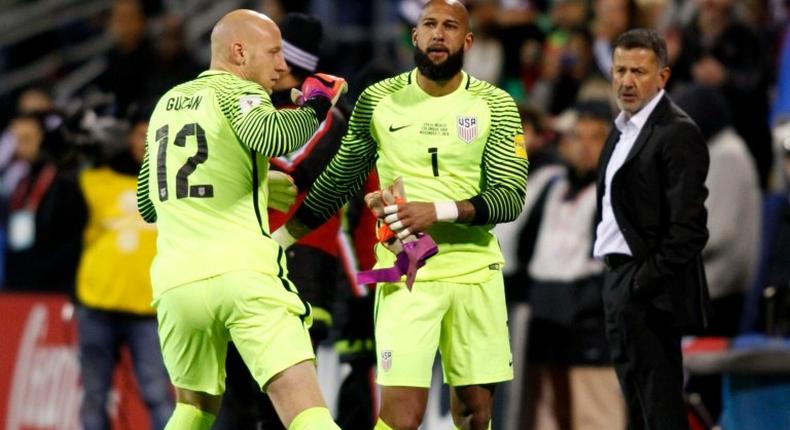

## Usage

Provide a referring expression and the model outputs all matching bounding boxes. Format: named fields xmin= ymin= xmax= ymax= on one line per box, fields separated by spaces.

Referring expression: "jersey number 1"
xmin=429 ymin=147 xmax=439 ymax=177
xmin=155 ymin=123 xmax=214 ymax=202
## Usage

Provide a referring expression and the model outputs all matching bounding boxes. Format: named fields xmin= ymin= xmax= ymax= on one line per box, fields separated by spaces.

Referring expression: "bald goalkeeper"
xmin=136 ymin=10 xmax=345 ymax=430
xmin=274 ymin=1 xmax=528 ymax=429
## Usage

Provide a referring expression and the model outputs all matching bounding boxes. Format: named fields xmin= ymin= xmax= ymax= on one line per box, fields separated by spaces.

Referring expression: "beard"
xmin=414 ymin=45 xmax=464 ymax=82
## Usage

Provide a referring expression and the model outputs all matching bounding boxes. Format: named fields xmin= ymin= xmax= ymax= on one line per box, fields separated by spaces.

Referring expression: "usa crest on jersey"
xmin=239 ymin=95 xmax=261 ymax=114
xmin=457 ymin=116 xmax=478 ymax=143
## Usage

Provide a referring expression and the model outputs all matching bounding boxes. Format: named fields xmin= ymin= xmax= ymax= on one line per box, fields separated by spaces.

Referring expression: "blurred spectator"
xmin=550 ymin=27 xmax=597 ymax=115
xmin=4 ymin=112 xmax=86 ymax=292
xmin=96 ymin=0 xmax=155 ymax=116
xmin=75 ymin=110 xmax=174 ymax=430
xmin=256 ymin=0 xmax=311 ymax=21
xmin=0 ymin=90 xmax=56 ymax=285
xmin=520 ymin=101 xmax=625 ymax=430
xmin=739 ymin=0 xmax=772 ymax=30
xmin=464 ymin=0 xmax=505 ymax=84
xmin=675 ymin=85 xmax=761 ymax=337
xmin=496 ymin=104 xmax=562 ymax=302
xmin=675 ymin=84 xmax=762 ymax=423
xmin=549 ymin=0 xmax=589 ymax=31
xmin=771 ymin=19 xmax=790 ymax=127
xmin=141 ymin=13 xmax=202 ymax=104
xmin=636 ymin=0 xmax=676 ymax=30
xmin=497 ymin=5 xmax=545 ymax=100
xmin=591 ymin=0 xmax=639 ymax=78
xmin=742 ymin=123 xmax=790 ymax=333
xmin=758 ymin=140 xmax=790 ymax=324
xmin=672 ymin=0 xmax=773 ymax=188
xmin=0 ymin=87 xmax=56 ymax=198
xmin=15 ymin=87 xmax=55 ymax=115
xmin=531 ymin=1 xmax=604 ymax=113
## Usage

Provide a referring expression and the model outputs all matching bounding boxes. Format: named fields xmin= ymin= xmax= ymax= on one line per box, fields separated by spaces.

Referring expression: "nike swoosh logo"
xmin=389 ymin=124 xmax=411 ymax=132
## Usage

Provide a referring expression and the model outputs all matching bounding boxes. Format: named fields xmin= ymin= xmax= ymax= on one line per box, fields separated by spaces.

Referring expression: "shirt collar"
xmin=199 ymin=70 xmax=229 ymax=78
xmin=615 ymin=89 xmax=665 ymax=132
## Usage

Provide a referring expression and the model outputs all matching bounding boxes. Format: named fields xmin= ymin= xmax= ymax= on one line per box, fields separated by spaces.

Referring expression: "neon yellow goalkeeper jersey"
xmin=137 ymin=70 xmax=321 ymax=296
xmin=297 ymin=70 xmax=529 ymax=283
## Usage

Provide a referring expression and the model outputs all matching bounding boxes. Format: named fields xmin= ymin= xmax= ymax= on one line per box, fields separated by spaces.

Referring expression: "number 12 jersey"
xmin=137 ymin=70 xmax=321 ymax=296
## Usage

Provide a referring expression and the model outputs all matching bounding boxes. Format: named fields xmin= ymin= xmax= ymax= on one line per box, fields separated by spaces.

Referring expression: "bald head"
xmin=211 ymin=10 xmax=278 ymax=63
xmin=209 ymin=9 xmax=287 ymax=92
xmin=419 ymin=0 xmax=470 ymax=31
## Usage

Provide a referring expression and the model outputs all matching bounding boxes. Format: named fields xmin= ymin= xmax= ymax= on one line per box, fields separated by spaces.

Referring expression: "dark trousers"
xmin=602 ymin=261 xmax=689 ymax=430
xmin=76 ymin=306 xmax=174 ymax=430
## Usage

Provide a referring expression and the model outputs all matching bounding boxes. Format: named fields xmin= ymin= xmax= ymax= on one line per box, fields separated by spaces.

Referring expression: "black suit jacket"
xmin=595 ymin=94 xmax=712 ymax=330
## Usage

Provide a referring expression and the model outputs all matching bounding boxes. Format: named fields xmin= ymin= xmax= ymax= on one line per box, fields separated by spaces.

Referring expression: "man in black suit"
xmin=593 ymin=29 xmax=711 ymax=430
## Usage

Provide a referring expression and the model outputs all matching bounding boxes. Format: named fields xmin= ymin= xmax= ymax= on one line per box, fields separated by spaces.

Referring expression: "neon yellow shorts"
xmin=153 ymin=271 xmax=314 ymax=395
xmin=374 ymin=271 xmax=513 ymax=387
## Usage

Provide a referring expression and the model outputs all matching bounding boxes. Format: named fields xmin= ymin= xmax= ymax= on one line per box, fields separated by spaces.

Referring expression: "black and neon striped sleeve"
xmin=217 ymin=78 xmax=322 ymax=157
xmin=294 ymin=83 xmax=385 ymax=228
xmin=136 ymin=141 xmax=157 ymax=223
xmin=468 ymin=83 xmax=529 ymax=225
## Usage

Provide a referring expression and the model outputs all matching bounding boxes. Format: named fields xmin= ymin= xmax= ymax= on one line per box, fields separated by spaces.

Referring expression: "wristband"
xmin=434 ymin=201 xmax=458 ymax=222
xmin=272 ymin=227 xmax=297 ymax=249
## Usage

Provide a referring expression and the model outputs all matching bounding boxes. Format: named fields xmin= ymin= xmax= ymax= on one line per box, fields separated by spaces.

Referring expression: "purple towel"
xmin=357 ymin=235 xmax=438 ymax=289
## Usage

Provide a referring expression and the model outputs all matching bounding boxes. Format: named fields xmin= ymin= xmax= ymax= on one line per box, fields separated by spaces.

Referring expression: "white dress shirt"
xmin=593 ymin=90 xmax=665 ymax=258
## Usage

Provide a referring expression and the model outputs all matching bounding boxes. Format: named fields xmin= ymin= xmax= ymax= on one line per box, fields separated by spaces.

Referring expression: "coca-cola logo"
xmin=6 ymin=304 xmax=81 ymax=430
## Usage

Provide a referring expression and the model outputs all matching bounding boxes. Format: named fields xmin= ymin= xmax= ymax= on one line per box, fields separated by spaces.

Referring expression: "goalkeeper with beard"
xmin=273 ymin=1 xmax=528 ymax=429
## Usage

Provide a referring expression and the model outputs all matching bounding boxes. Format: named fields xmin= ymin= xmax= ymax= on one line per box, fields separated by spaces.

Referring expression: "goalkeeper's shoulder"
xmin=355 ymin=72 xmax=410 ymax=107
xmin=465 ymin=75 xmax=519 ymax=114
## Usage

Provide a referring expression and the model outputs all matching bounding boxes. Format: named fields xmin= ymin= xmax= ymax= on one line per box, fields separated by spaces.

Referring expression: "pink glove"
xmin=290 ymin=73 xmax=348 ymax=107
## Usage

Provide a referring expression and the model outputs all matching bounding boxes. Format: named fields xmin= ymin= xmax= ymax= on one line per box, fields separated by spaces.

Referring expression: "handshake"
xmin=291 ymin=73 xmax=348 ymax=109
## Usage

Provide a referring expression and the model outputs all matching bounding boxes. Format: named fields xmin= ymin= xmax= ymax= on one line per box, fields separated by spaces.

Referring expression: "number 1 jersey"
xmin=299 ymin=70 xmax=529 ymax=283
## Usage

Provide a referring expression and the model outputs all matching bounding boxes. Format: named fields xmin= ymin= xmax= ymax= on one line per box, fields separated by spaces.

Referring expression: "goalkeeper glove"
xmin=267 ymin=170 xmax=297 ymax=212
xmin=290 ymin=73 xmax=348 ymax=108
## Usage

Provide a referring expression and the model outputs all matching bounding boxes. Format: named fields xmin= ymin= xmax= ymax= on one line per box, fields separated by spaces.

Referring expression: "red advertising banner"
xmin=0 ymin=293 xmax=151 ymax=430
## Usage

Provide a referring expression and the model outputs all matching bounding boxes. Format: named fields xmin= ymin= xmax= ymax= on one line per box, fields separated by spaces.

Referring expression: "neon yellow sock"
xmin=374 ymin=418 xmax=395 ymax=430
xmin=164 ymin=403 xmax=215 ymax=430
xmin=288 ymin=406 xmax=340 ymax=430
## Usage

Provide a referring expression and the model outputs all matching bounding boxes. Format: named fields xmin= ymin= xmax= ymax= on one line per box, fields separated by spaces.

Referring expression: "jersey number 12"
xmin=155 ymin=123 xmax=214 ymax=202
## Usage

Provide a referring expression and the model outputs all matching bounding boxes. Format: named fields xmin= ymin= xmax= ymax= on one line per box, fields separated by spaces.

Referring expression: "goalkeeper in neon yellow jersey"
xmin=136 ymin=9 xmax=346 ymax=430
xmin=273 ymin=1 xmax=529 ymax=429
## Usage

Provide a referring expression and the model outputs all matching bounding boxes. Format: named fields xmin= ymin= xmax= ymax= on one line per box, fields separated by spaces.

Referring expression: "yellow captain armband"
xmin=514 ymin=134 xmax=528 ymax=159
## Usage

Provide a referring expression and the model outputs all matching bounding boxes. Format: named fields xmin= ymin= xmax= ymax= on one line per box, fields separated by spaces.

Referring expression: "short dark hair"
xmin=612 ymin=28 xmax=668 ymax=67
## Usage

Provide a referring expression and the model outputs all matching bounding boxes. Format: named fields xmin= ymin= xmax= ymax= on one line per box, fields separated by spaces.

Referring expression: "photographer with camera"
xmin=3 ymin=111 xmax=86 ymax=292
xmin=73 ymin=106 xmax=176 ymax=430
